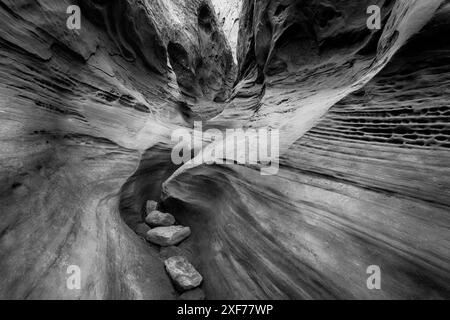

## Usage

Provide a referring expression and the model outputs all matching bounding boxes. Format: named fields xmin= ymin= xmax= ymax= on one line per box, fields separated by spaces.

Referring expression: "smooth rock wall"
xmin=161 ymin=0 xmax=450 ymax=299
xmin=1 ymin=0 xmax=449 ymax=300
xmin=0 ymin=0 xmax=233 ymax=299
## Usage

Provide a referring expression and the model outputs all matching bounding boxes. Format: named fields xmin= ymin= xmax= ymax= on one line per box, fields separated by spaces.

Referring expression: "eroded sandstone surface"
xmin=211 ymin=0 xmax=243 ymax=62
xmin=0 ymin=0 xmax=231 ymax=299
xmin=0 ymin=0 xmax=449 ymax=300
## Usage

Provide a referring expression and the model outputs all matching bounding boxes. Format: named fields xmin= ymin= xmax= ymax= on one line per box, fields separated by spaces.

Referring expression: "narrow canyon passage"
xmin=0 ymin=0 xmax=449 ymax=300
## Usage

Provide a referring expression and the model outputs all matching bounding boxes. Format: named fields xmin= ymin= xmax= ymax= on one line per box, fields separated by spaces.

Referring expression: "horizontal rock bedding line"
xmin=1 ymin=0 xmax=449 ymax=300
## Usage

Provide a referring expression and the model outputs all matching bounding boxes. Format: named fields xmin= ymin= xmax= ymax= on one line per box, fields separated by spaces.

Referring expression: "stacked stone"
xmin=138 ymin=200 xmax=204 ymax=300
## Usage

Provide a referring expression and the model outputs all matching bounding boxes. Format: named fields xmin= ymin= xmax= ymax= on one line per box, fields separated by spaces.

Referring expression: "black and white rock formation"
xmin=146 ymin=226 xmax=192 ymax=247
xmin=164 ymin=256 xmax=203 ymax=292
xmin=145 ymin=210 xmax=176 ymax=227
xmin=0 ymin=0 xmax=449 ymax=300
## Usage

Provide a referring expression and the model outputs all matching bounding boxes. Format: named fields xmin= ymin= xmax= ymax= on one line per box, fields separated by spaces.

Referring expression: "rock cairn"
xmin=137 ymin=200 xmax=205 ymax=300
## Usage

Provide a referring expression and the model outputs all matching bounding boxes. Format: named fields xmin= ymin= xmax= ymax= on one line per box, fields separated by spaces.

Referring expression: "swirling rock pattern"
xmin=0 ymin=0 xmax=232 ymax=299
xmin=1 ymin=0 xmax=449 ymax=300
xmin=163 ymin=0 xmax=450 ymax=299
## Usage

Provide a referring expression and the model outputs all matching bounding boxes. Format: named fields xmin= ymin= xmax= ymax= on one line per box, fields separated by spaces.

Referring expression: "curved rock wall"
xmin=162 ymin=0 xmax=450 ymax=299
xmin=1 ymin=0 xmax=449 ymax=300
xmin=0 ymin=0 xmax=233 ymax=299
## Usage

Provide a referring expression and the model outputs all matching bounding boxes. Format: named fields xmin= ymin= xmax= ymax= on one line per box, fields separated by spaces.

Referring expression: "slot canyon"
xmin=0 ymin=0 xmax=449 ymax=300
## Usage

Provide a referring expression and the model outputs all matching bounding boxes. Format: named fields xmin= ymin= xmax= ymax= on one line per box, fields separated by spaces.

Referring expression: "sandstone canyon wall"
xmin=0 ymin=0 xmax=233 ymax=299
xmin=0 ymin=0 xmax=449 ymax=300
xmin=211 ymin=0 xmax=242 ymax=62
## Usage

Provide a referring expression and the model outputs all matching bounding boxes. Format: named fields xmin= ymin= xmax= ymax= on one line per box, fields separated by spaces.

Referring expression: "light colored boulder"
xmin=165 ymin=256 xmax=203 ymax=291
xmin=146 ymin=200 xmax=158 ymax=213
xmin=146 ymin=226 xmax=191 ymax=246
xmin=145 ymin=210 xmax=175 ymax=227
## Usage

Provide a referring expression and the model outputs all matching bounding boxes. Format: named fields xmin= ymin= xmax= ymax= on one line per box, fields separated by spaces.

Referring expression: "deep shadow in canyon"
xmin=0 ymin=0 xmax=449 ymax=300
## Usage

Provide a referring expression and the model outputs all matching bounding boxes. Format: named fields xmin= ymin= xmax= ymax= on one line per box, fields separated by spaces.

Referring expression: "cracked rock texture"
xmin=164 ymin=256 xmax=203 ymax=292
xmin=1 ymin=0 xmax=450 ymax=300
xmin=145 ymin=210 xmax=176 ymax=227
xmin=146 ymin=226 xmax=192 ymax=247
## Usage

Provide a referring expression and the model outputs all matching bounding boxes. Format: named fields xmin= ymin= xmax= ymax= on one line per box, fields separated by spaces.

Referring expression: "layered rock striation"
xmin=0 ymin=0 xmax=232 ymax=299
xmin=0 ymin=0 xmax=449 ymax=300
